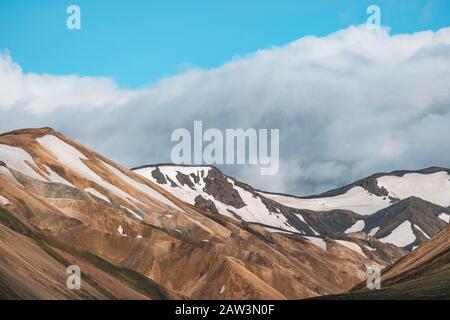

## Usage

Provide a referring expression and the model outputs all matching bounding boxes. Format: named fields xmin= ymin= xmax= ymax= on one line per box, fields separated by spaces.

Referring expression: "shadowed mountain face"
xmin=363 ymin=197 xmax=449 ymax=251
xmin=134 ymin=164 xmax=450 ymax=251
xmin=317 ymin=225 xmax=450 ymax=300
xmin=0 ymin=128 xmax=405 ymax=300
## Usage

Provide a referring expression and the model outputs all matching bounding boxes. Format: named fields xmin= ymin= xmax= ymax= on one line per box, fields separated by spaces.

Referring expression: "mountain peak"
xmin=0 ymin=127 xmax=59 ymax=138
xmin=1 ymin=128 xmax=406 ymax=300
xmin=131 ymin=163 xmax=219 ymax=172
xmin=1 ymin=128 xmax=448 ymax=299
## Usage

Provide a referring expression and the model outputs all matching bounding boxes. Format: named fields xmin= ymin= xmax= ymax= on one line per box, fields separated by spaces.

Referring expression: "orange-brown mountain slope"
xmin=0 ymin=128 xmax=405 ymax=299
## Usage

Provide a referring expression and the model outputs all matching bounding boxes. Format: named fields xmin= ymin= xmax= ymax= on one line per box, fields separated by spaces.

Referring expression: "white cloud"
xmin=1 ymin=25 xmax=450 ymax=195
xmin=0 ymin=53 xmax=138 ymax=114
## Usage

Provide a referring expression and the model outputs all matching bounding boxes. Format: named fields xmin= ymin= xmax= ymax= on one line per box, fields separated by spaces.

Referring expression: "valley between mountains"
xmin=0 ymin=128 xmax=448 ymax=299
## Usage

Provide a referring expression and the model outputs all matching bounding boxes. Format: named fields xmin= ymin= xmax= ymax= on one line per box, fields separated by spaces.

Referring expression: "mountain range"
xmin=0 ymin=128 xmax=448 ymax=299
xmin=318 ymin=224 xmax=449 ymax=299
xmin=133 ymin=164 xmax=450 ymax=251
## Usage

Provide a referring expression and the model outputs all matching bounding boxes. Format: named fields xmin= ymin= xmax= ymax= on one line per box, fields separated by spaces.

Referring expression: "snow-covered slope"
xmin=345 ymin=220 xmax=365 ymax=234
xmin=134 ymin=165 xmax=301 ymax=233
xmin=438 ymin=212 xmax=450 ymax=223
xmin=379 ymin=221 xmax=417 ymax=248
xmin=263 ymin=170 xmax=450 ymax=215
xmin=377 ymin=172 xmax=450 ymax=207
xmin=0 ymin=194 xmax=10 ymax=205
xmin=362 ymin=196 xmax=449 ymax=250
xmin=263 ymin=187 xmax=391 ymax=216
xmin=134 ymin=165 xmax=450 ymax=251
xmin=0 ymin=130 xmax=184 ymax=223
xmin=0 ymin=128 xmax=405 ymax=300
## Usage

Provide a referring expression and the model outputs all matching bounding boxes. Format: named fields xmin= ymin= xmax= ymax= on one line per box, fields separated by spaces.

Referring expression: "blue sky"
xmin=1 ymin=0 xmax=449 ymax=88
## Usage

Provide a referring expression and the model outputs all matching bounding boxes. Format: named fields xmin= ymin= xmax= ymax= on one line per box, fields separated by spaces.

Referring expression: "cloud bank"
xmin=1 ymin=25 xmax=450 ymax=195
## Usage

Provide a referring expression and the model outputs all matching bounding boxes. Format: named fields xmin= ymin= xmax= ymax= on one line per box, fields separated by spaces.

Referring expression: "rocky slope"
xmin=320 ymin=225 xmax=450 ymax=299
xmin=0 ymin=128 xmax=404 ymax=300
xmin=134 ymin=165 xmax=450 ymax=251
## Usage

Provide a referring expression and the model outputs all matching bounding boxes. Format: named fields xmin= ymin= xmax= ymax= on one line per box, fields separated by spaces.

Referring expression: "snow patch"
xmin=0 ymin=144 xmax=46 ymax=181
xmin=136 ymin=166 xmax=300 ymax=233
xmin=0 ymin=166 xmax=23 ymax=186
xmin=413 ymin=224 xmax=430 ymax=239
xmin=232 ymin=181 xmax=298 ymax=233
xmin=345 ymin=220 xmax=365 ymax=234
xmin=379 ymin=221 xmax=416 ymax=247
xmin=295 ymin=214 xmax=320 ymax=235
xmin=335 ymin=240 xmax=367 ymax=258
xmin=0 ymin=195 xmax=10 ymax=205
xmin=36 ymin=135 xmax=144 ymax=210
xmin=85 ymin=188 xmax=111 ymax=203
xmin=368 ymin=227 xmax=380 ymax=237
xmin=117 ymin=225 xmax=127 ymax=237
xmin=263 ymin=227 xmax=294 ymax=235
xmin=377 ymin=172 xmax=450 ymax=207
xmin=304 ymin=236 xmax=327 ymax=250
xmin=263 ymin=186 xmax=391 ymax=215
xmin=43 ymin=165 xmax=74 ymax=186
xmin=364 ymin=245 xmax=377 ymax=251
xmin=135 ymin=166 xmax=210 ymax=206
xmin=220 ymin=285 xmax=226 ymax=295
xmin=438 ymin=212 xmax=450 ymax=223
xmin=0 ymin=148 xmax=73 ymax=187
xmin=101 ymin=161 xmax=182 ymax=211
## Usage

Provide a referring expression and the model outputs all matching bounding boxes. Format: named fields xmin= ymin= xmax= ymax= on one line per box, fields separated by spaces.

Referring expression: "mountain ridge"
xmin=317 ymin=225 xmax=449 ymax=300
xmin=134 ymin=163 xmax=450 ymax=251
xmin=0 ymin=127 xmax=406 ymax=299
xmin=132 ymin=162 xmax=450 ymax=200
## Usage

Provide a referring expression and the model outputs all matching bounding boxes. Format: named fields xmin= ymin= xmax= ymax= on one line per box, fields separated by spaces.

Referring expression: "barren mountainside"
xmin=319 ymin=225 xmax=449 ymax=299
xmin=134 ymin=164 xmax=450 ymax=251
xmin=0 ymin=128 xmax=408 ymax=299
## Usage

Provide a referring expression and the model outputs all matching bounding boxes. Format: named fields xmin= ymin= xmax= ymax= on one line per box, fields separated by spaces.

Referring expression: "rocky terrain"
xmin=134 ymin=164 xmax=450 ymax=251
xmin=319 ymin=225 xmax=449 ymax=299
xmin=0 ymin=128 xmax=408 ymax=300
